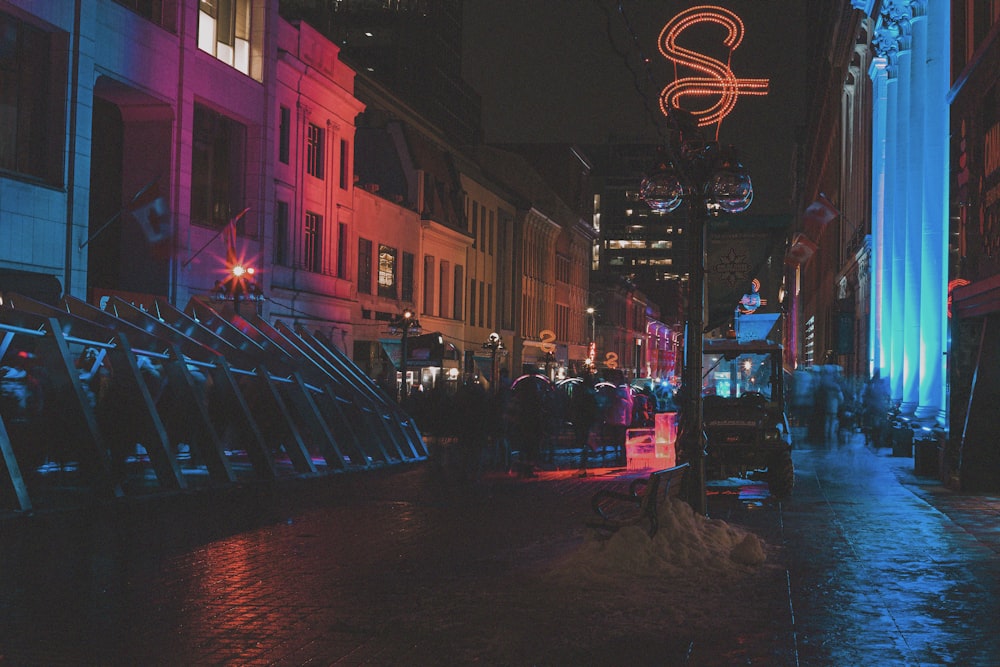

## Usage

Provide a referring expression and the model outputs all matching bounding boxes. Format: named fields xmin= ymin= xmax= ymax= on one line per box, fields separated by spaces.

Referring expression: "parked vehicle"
xmin=700 ymin=338 xmax=795 ymax=498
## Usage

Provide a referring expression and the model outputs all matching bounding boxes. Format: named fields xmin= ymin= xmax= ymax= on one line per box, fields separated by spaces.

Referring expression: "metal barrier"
xmin=0 ymin=294 xmax=424 ymax=513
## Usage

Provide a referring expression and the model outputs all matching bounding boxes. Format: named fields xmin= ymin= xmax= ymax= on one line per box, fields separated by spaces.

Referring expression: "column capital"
xmin=881 ymin=0 xmax=913 ymax=24
xmin=878 ymin=1 xmax=913 ymax=53
xmin=872 ymin=24 xmax=898 ymax=58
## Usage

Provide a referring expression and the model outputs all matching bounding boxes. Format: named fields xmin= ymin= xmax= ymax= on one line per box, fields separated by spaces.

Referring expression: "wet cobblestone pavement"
xmin=2 ymin=432 xmax=1000 ymax=665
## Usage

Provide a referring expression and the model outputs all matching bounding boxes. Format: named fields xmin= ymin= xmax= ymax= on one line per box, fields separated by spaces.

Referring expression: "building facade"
xmin=1 ymin=0 xmax=668 ymax=415
xmin=788 ymin=4 xmax=876 ymax=378
xmin=271 ymin=18 xmax=365 ymax=343
xmin=588 ymin=142 xmax=689 ymax=327
xmin=948 ymin=1 xmax=1000 ymax=490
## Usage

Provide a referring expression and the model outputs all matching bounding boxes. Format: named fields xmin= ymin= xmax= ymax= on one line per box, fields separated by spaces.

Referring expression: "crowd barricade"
xmin=0 ymin=293 xmax=425 ymax=513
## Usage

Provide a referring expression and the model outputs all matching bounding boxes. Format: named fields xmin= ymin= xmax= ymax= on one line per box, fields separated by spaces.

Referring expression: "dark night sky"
xmin=462 ymin=0 xmax=809 ymax=215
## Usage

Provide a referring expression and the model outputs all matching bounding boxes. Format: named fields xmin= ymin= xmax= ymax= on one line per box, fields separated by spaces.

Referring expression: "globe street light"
xmin=388 ymin=309 xmax=421 ymax=401
xmin=586 ymin=306 xmax=596 ymax=367
xmin=641 ymin=109 xmax=755 ymax=515
xmin=482 ymin=332 xmax=504 ymax=394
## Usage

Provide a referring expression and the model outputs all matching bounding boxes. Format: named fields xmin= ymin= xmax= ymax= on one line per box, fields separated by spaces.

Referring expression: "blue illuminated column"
xmin=901 ymin=10 xmax=922 ymax=415
xmin=870 ymin=0 xmax=948 ymax=425
xmin=869 ymin=55 xmax=889 ymax=378
xmin=890 ymin=25 xmax=910 ymax=407
xmin=916 ymin=1 xmax=949 ymax=424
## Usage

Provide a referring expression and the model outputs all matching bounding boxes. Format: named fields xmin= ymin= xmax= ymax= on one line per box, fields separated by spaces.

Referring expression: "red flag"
xmin=803 ymin=193 xmax=839 ymax=241
xmin=785 ymin=233 xmax=818 ymax=265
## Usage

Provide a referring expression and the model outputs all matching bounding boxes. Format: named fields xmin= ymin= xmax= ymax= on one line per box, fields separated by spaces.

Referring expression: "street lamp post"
xmin=215 ymin=262 xmax=263 ymax=317
xmin=586 ymin=306 xmax=596 ymax=367
xmin=482 ymin=332 xmax=503 ymax=394
xmin=640 ymin=108 xmax=755 ymax=515
xmin=389 ymin=309 xmax=421 ymax=401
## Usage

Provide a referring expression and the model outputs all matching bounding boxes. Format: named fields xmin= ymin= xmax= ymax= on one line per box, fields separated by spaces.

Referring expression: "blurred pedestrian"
xmin=606 ymin=381 xmax=633 ymax=465
xmin=862 ymin=371 xmax=890 ymax=448
xmin=486 ymin=376 xmax=512 ymax=473
xmin=453 ymin=375 xmax=489 ymax=482
xmin=508 ymin=376 xmax=545 ymax=477
xmin=818 ymin=368 xmax=844 ymax=442
xmin=632 ymin=386 xmax=654 ymax=427
xmin=570 ymin=372 xmax=599 ymax=475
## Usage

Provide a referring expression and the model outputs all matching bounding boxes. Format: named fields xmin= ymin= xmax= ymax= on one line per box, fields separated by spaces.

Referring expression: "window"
xmin=358 ymin=238 xmax=372 ymax=294
xmin=608 ymin=240 xmax=648 ymax=250
xmin=487 ymin=284 xmax=493 ymax=328
xmin=340 ymin=138 xmax=350 ymax=190
xmin=488 ymin=210 xmax=494 ymax=255
xmin=337 ymin=222 xmax=348 ymax=279
xmin=113 ymin=0 xmax=171 ymax=28
xmin=439 ymin=262 xmax=449 ymax=319
xmin=307 ymin=123 xmax=324 ymax=179
xmin=198 ymin=0 xmax=261 ymax=80
xmin=278 ymin=105 xmax=290 ymax=164
xmin=401 ymin=251 xmax=414 ymax=303
xmin=468 ymin=278 xmax=476 ymax=326
xmin=304 ymin=212 xmax=323 ymax=273
xmin=471 ymin=202 xmax=478 ymax=249
xmin=497 ymin=213 xmax=511 ymax=328
xmin=453 ymin=265 xmax=464 ymax=321
xmin=190 ymin=103 xmax=247 ymax=229
xmin=0 ymin=11 xmax=65 ymax=185
xmin=556 ymin=256 xmax=570 ymax=283
xmin=479 ymin=281 xmax=485 ymax=327
xmin=378 ymin=244 xmax=397 ymax=298
xmin=423 ymin=255 xmax=434 ymax=315
xmin=274 ymin=200 xmax=289 ymax=265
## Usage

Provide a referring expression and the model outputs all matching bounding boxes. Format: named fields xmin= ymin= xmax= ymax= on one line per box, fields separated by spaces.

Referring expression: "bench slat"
xmin=588 ymin=463 xmax=689 ymax=537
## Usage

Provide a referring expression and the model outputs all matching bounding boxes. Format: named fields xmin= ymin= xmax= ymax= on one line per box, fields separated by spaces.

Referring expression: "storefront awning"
xmin=0 ymin=269 xmax=62 ymax=305
xmin=379 ymin=332 xmax=459 ymax=369
xmin=953 ymin=274 xmax=1000 ymax=318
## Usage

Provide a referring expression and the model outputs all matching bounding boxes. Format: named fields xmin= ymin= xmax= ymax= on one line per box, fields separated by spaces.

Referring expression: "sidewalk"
xmin=1 ymin=432 xmax=999 ymax=665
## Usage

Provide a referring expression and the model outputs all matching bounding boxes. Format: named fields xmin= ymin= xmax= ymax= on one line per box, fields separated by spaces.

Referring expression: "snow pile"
xmin=552 ymin=497 xmax=767 ymax=580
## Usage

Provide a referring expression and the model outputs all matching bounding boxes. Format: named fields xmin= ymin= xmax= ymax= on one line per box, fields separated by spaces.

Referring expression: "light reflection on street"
xmin=781 ymin=436 xmax=1000 ymax=666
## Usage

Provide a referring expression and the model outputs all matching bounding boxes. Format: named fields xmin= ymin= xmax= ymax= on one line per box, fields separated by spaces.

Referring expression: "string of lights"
xmin=593 ymin=0 xmax=669 ymax=143
xmin=594 ymin=1 xmax=692 ymax=178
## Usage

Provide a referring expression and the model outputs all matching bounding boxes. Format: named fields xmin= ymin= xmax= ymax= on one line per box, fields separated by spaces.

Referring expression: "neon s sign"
xmin=658 ymin=5 xmax=769 ymax=128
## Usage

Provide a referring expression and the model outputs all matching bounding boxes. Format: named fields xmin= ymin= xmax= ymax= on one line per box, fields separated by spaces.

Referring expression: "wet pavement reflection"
xmin=776 ymin=435 xmax=1000 ymax=666
xmin=1 ymin=432 xmax=999 ymax=665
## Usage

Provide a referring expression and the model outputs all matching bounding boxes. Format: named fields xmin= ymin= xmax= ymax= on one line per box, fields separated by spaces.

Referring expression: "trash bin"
xmin=890 ymin=424 xmax=913 ymax=457
xmin=914 ymin=438 xmax=938 ymax=477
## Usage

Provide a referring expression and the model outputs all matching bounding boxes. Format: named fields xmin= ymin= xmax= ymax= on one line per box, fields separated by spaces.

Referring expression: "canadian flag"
xmin=785 ymin=233 xmax=818 ymax=266
xmin=803 ymin=193 xmax=839 ymax=241
xmin=127 ymin=175 xmax=171 ymax=243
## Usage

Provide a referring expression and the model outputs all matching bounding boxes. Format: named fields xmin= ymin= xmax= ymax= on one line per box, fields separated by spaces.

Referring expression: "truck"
xmin=699 ymin=337 xmax=794 ymax=498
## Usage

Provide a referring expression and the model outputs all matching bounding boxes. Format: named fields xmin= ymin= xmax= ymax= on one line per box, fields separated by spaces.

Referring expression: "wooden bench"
xmin=588 ymin=463 xmax=689 ymax=537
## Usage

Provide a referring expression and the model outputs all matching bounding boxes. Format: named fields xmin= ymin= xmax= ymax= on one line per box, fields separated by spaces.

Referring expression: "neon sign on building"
xmin=657 ymin=5 xmax=769 ymax=128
